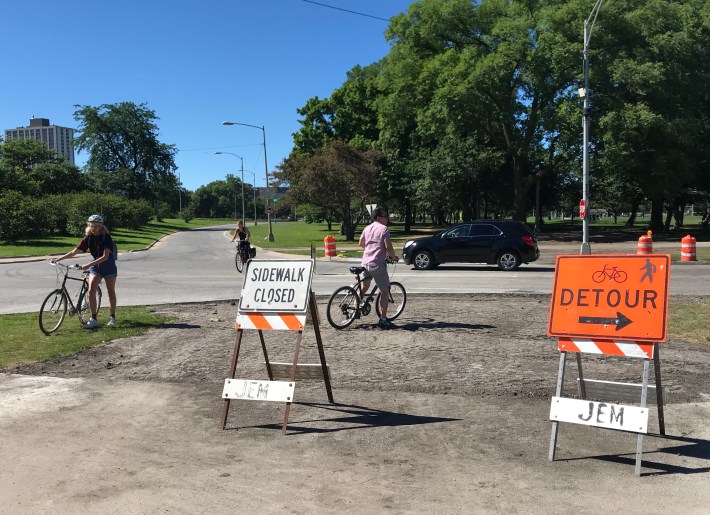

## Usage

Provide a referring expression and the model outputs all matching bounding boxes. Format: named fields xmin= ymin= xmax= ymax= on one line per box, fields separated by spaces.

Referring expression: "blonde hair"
xmin=85 ymin=223 xmax=110 ymax=236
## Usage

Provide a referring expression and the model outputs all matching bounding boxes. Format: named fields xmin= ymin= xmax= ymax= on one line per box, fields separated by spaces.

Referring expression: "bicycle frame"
xmin=351 ymin=273 xmax=380 ymax=308
xmin=54 ymin=263 xmax=89 ymax=314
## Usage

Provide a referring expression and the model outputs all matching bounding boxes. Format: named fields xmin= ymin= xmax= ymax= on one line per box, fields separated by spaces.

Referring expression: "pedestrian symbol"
xmin=640 ymin=258 xmax=657 ymax=283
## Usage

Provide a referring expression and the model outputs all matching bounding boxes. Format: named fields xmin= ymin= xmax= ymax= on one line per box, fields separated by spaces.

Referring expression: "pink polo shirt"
xmin=359 ymin=221 xmax=390 ymax=267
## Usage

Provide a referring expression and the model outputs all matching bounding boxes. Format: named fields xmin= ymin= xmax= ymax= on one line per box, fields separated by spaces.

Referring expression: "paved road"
xmin=1 ymin=225 xmax=708 ymax=314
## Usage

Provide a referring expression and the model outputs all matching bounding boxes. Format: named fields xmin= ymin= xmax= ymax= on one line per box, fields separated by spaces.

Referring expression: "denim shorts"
xmin=90 ymin=261 xmax=118 ymax=279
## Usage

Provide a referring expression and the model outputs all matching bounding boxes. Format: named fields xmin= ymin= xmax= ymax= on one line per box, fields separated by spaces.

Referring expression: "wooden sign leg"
xmin=576 ymin=353 xmax=587 ymax=399
xmin=549 ymin=352 xmax=567 ymax=461
xmin=221 ymin=329 xmax=244 ymax=430
xmin=653 ymin=343 xmax=665 ymax=435
xmin=309 ymin=291 xmax=334 ymax=403
xmin=259 ymin=329 xmax=274 ymax=380
xmin=635 ymin=358 xmax=651 ymax=476
xmin=281 ymin=330 xmax=304 ymax=434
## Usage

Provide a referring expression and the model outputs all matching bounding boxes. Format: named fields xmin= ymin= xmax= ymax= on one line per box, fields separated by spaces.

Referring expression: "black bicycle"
xmin=235 ymin=240 xmax=252 ymax=273
xmin=326 ymin=260 xmax=406 ymax=329
xmin=39 ymin=262 xmax=103 ymax=335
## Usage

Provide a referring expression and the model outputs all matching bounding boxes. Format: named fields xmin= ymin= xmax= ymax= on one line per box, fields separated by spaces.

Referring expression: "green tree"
xmin=293 ymin=64 xmax=383 ymax=156
xmin=274 ymin=141 xmax=381 ymax=240
xmin=189 ymin=175 xmax=251 ymax=219
xmin=377 ymin=0 xmax=582 ymax=221
xmin=73 ymin=102 xmax=179 ymax=203
xmin=0 ymin=138 xmax=84 ymax=196
xmin=592 ymin=0 xmax=710 ymax=231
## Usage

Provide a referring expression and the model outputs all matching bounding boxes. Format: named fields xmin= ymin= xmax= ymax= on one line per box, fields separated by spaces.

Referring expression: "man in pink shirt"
xmin=359 ymin=207 xmax=400 ymax=329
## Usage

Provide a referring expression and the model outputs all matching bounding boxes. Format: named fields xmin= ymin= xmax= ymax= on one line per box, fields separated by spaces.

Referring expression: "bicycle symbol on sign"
xmin=591 ymin=264 xmax=628 ymax=283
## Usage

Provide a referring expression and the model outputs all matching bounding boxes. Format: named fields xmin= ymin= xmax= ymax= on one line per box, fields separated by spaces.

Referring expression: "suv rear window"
xmin=470 ymin=224 xmax=502 ymax=237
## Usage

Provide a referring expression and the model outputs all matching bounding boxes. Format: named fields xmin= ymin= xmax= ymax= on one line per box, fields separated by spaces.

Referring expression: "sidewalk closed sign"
xmin=548 ymin=254 xmax=670 ymax=342
xmin=239 ymin=259 xmax=314 ymax=313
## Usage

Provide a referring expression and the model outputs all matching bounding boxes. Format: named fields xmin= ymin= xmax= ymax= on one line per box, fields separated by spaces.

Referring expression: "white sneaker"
xmin=84 ymin=318 xmax=100 ymax=329
xmin=107 ymin=316 xmax=116 ymax=327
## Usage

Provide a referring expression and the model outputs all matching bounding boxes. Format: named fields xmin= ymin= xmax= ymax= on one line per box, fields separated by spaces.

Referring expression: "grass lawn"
xmin=0 ymin=306 xmax=173 ymax=368
xmin=0 ymin=218 xmax=234 ymax=258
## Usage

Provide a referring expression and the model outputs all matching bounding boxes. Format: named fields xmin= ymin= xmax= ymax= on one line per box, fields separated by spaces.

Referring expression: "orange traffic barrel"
xmin=324 ymin=236 xmax=337 ymax=257
xmin=637 ymin=230 xmax=653 ymax=254
xmin=681 ymin=234 xmax=697 ymax=261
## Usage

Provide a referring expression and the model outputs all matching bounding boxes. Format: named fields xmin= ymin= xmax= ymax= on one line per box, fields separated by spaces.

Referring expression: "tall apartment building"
xmin=4 ymin=117 xmax=75 ymax=165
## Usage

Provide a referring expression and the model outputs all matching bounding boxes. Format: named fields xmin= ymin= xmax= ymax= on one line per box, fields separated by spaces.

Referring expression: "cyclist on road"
xmin=230 ymin=220 xmax=251 ymax=257
xmin=51 ymin=215 xmax=118 ymax=329
xmin=359 ymin=207 xmax=399 ymax=329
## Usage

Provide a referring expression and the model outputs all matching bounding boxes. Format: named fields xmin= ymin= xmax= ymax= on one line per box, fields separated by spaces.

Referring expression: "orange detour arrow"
xmin=548 ymin=254 xmax=670 ymax=342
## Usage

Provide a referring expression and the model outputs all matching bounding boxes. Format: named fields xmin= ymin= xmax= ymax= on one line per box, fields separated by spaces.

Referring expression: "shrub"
xmin=153 ymin=201 xmax=172 ymax=222
xmin=36 ymin=195 xmax=71 ymax=234
xmin=0 ymin=191 xmax=34 ymax=242
xmin=65 ymin=193 xmax=154 ymax=234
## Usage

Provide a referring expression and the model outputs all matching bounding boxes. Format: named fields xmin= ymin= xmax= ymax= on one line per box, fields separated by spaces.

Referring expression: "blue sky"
xmin=1 ymin=0 xmax=412 ymax=191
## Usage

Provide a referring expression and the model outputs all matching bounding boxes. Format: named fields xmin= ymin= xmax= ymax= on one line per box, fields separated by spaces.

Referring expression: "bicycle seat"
xmin=349 ymin=266 xmax=366 ymax=275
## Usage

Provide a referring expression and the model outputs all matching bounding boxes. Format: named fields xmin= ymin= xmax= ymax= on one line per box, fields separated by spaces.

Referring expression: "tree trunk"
xmin=512 ymin=157 xmax=530 ymax=221
xmin=342 ymin=212 xmax=357 ymax=241
xmin=664 ymin=206 xmax=673 ymax=232
xmin=625 ymin=199 xmax=640 ymax=227
xmin=650 ymin=198 xmax=664 ymax=232
xmin=404 ymin=197 xmax=412 ymax=232
xmin=674 ymin=203 xmax=685 ymax=227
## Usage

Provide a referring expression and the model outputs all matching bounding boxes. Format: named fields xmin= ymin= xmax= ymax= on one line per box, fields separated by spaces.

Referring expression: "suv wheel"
xmin=413 ymin=250 xmax=434 ymax=270
xmin=497 ymin=250 xmax=520 ymax=271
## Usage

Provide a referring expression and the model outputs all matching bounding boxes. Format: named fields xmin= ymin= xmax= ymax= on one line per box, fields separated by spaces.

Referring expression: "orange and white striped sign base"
xmin=558 ymin=337 xmax=654 ymax=359
xmin=236 ymin=312 xmax=306 ymax=331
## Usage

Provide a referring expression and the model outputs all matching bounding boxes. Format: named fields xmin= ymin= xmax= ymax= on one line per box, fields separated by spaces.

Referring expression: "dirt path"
xmin=2 ymin=294 xmax=710 ymax=513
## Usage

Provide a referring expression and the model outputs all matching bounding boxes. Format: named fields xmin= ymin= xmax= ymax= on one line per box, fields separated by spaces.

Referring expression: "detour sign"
xmin=548 ymin=254 xmax=670 ymax=342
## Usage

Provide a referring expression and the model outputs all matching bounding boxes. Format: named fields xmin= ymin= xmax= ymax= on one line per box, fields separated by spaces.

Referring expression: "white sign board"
xmin=239 ymin=259 xmax=314 ymax=313
xmin=223 ymin=379 xmax=295 ymax=402
xmin=366 ymin=204 xmax=377 ymax=216
xmin=550 ymin=396 xmax=649 ymax=434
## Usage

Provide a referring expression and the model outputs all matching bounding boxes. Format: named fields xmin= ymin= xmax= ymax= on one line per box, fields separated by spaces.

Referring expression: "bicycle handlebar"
xmin=50 ymin=262 xmax=83 ymax=270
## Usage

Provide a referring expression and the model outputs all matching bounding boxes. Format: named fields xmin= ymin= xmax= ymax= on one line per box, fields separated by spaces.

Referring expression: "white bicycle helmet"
xmin=87 ymin=214 xmax=104 ymax=223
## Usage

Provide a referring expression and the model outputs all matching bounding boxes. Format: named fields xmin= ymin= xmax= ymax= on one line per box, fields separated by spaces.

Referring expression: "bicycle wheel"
xmin=326 ymin=286 xmax=360 ymax=329
xmin=235 ymin=250 xmax=244 ymax=272
xmin=376 ymin=282 xmax=407 ymax=321
xmin=77 ymin=285 xmax=102 ymax=324
xmin=39 ymin=289 xmax=68 ymax=335
xmin=614 ymin=270 xmax=628 ymax=283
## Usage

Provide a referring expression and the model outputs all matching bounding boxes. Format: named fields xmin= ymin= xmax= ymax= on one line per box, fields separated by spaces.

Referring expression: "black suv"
xmin=402 ymin=220 xmax=539 ymax=271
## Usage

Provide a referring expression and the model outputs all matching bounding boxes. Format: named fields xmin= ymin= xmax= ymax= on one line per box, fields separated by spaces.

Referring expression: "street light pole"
xmin=580 ymin=0 xmax=604 ymax=255
xmin=214 ymin=151 xmax=245 ymax=224
xmin=222 ymin=121 xmax=274 ymax=242
xmin=178 ymin=171 xmax=182 ymax=218
xmin=244 ymin=169 xmax=258 ymax=226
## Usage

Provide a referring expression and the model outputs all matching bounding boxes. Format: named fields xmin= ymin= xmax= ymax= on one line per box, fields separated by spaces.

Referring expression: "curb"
xmin=0 ymin=237 xmax=164 ymax=265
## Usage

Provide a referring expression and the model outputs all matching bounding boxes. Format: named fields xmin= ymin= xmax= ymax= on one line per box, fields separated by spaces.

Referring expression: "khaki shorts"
xmin=363 ymin=263 xmax=390 ymax=293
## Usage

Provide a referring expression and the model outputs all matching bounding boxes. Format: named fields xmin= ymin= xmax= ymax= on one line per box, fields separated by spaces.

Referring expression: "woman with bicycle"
xmin=230 ymin=220 xmax=252 ymax=271
xmin=359 ymin=207 xmax=399 ymax=329
xmin=230 ymin=220 xmax=251 ymax=245
xmin=51 ymin=214 xmax=117 ymax=329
